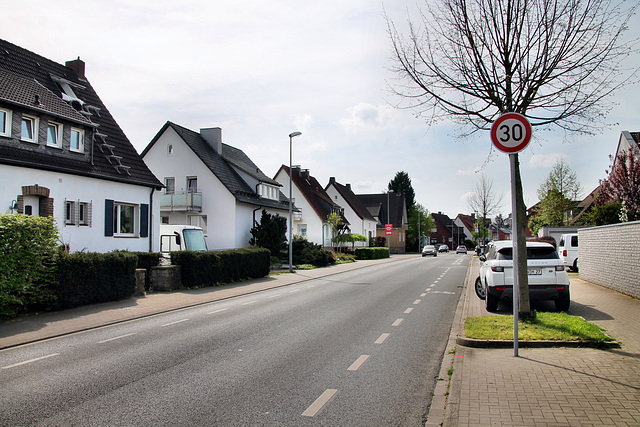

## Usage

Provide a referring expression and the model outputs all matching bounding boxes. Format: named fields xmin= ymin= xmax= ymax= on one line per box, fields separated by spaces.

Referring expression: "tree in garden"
xmin=598 ymin=150 xmax=640 ymax=221
xmin=528 ymin=159 xmax=582 ymax=234
xmin=249 ymin=210 xmax=287 ymax=257
xmin=388 ymin=171 xmax=415 ymax=209
xmin=466 ymin=174 xmax=503 ymax=244
xmin=327 ymin=211 xmax=348 ymax=249
xmin=407 ymin=203 xmax=435 ymax=251
xmin=387 ymin=0 xmax=638 ymax=315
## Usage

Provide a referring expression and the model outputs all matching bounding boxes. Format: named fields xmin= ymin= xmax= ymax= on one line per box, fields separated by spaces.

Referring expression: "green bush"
xmin=171 ymin=247 xmax=270 ymax=288
xmin=0 ymin=214 xmax=58 ymax=318
xmin=354 ymin=247 xmax=390 ymax=260
xmin=55 ymin=251 xmax=138 ymax=310
xmin=292 ymin=236 xmax=335 ymax=267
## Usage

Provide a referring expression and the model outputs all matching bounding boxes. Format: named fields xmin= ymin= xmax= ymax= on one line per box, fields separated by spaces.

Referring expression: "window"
xmin=0 ymin=108 xmax=11 ymax=137
xmin=47 ymin=121 xmax=63 ymax=148
xmin=21 ymin=114 xmax=39 ymax=143
xmin=167 ymin=144 xmax=174 ymax=155
xmin=70 ymin=128 xmax=84 ymax=152
xmin=164 ymin=177 xmax=175 ymax=194
xmin=114 ymin=203 xmax=136 ymax=236
xmin=187 ymin=177 xmax=197 ymax=193
xmin=259 ymin=184 xmax=279 ymax=200
xmin=161 ymin=216 xmax=170 ymax=224
xmin=65 ymin=200 xmax=92 ymax=226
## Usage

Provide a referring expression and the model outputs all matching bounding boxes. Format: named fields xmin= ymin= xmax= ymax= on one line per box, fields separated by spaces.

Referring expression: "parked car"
xmin=422 ymin=245 xmax=438 ymax=257
xmin=438 ymin=245 xmax=449 ymax=253
xmin=558 ymin=233 xmax=579 ymax=272
xmin=456 ymin=245 xmax=467 ymax=254
xmin=478 ymin=241 xmax=570 ymax=312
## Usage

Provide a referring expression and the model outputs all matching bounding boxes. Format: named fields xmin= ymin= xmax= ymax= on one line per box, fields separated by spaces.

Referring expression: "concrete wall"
xmin=579 ymin=221 xmax=640 ymax=299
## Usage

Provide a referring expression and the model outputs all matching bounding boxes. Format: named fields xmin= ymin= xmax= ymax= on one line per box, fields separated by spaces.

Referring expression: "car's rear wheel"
xmin=555 ymin=292 xmax=570 ymax=311
xmin=572 ymin=258 xmax=579 ymax=272
xmin=475 ymin=277 xmax=486 ymax=300
xmin=485 ymin=292 xmax=498 ymax=312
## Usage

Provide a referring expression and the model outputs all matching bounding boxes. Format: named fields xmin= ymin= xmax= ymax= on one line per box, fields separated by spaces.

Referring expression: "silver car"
xmin=477 ymin=241 xmax=570 ymax=312
xmin=421 ymin=245 xmax=437 ymax=257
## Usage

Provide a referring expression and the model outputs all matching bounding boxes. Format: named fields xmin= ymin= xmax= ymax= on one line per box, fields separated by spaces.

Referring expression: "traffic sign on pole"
xmin=490 ymin=113 xmax=532 ymax=154
xmin=385 ymin=224 xmax=393 ymax=235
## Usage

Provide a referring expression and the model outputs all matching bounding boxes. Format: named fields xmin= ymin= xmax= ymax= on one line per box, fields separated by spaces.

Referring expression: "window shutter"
xmin=105 ymin=199 xmax=114 ymax=236
xmin=140 ymin=203 xmax=149 ymax=238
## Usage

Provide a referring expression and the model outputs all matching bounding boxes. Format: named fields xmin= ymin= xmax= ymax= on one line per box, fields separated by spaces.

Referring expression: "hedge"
xmin=55 ymin=251 xmax=138 ymax=310
xmin=170 ymin=247 xmax=270 ymax=289
xmin=0 ymin=214 xmax=58 ymax=318
xmin=354 ymin=247 xmax=390 ymax=260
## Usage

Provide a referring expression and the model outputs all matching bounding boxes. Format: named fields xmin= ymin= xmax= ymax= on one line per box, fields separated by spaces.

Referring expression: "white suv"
xmin=477 ymin=241 xmax=570 ymax=312
xmin=558 ymin=233 xmax=579 ymax=272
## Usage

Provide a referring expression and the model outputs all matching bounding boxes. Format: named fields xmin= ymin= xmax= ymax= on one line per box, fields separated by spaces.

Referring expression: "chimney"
xmin=65 ymin=57 xmax=85 ymax=79
xmin=346 ymin=183 xmax=351 ymax=190
xmin=302 ymin=169 xmax=310 ymax=179
xmin=329 ymin=177 xmax=336 ymax=185
xmin=200 ymin=127 xmax=222 ymax=154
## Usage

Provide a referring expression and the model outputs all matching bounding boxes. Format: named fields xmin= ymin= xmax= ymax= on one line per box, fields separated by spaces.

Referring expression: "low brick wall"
xmin=150 ymin=265 xmax=182 ymax=292
xmin=579 ymin=221 xmax=640 ymax=299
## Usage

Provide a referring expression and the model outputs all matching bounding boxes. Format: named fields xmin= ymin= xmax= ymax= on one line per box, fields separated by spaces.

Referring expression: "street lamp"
xmin=386 ymin=190 xmax=394 ymax=253
xmin=288 ymin=131 xmax=302 ymax=273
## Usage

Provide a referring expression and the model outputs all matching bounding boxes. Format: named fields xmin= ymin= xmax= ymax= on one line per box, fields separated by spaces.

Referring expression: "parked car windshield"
xmin=496 ymin=246 xmax=559 ymax=260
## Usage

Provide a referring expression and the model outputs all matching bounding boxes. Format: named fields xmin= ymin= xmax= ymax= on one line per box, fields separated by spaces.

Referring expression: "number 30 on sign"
xmin=490 ymin=112 xmax=532 ymax=154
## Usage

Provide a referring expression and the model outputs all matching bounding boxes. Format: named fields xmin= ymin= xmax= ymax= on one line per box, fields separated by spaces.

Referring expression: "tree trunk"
xmin=514 ymin=154 xmax=531 ymax=314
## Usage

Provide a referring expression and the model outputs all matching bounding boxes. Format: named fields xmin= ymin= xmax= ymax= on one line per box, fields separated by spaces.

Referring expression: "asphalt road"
xmin=0 ymin=253 xmax=469 ymax=426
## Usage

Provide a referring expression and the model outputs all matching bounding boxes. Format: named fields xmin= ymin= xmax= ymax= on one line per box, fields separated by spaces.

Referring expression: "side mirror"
xmin=479 ymin=255 xmax=486 ymax=262
xmin=174 ymin=231 xmax=181 ymax=246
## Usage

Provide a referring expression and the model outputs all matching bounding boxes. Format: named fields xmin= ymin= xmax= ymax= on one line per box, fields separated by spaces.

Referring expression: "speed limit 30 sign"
xmin=490 ymin=112 xmax=532 ymax=153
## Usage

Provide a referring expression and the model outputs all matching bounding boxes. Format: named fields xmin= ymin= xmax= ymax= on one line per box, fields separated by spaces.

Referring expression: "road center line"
xmin=392 ymin=318 xmax=403 ymax=327
xmin=348 ymin=355 xmax=370 ymax=371
xmin=375 ymin=333 xmax=390 ymax=344
xmin=161 ymin=319 xmax=189 ymax=327
xmin=2 ymin=353 xmax=60 ymax=369
xmin=302 ymin=389 xmax=338 ymax=417
xmin=420 ymin=293 xmax=427 ymax=297
xmin=241 ymin=300 xmax=258 ymax=306
xmin=267 ymin=294 xmax=282 ymax=299
xmin=97 ymin=332 xmax=137 ymax=343
xmin=208 ymin=308 xmax=228 ymax=314
xmin=404 ymin=308 xmax=414 ymax=314
xmin=413 ymin=299 xmax=421 ymax=305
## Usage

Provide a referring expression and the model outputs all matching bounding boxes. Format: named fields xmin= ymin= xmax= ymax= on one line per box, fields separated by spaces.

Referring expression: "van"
xmin=558 ymin=233 xmax=578 ymax=272
xmin=160 ymin=225 xmax=208 ymax=253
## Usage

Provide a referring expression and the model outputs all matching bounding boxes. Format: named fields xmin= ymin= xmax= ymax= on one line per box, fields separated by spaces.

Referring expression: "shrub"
xmin=0 ymin=214 xmax=58 ymax=318
xmin=55 ymin=251 xmax=138 ymax=310
xmin=354 ymin=247 xmax=390 ymax=260
xmin=171 ymin=251 xmax=221 ymax=288
xmin=291 ymin=236 xmax=335 ymax=267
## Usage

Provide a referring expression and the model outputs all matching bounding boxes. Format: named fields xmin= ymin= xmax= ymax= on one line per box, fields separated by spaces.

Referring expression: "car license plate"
xmin=527 ymin=268 xmax=542 ymax=275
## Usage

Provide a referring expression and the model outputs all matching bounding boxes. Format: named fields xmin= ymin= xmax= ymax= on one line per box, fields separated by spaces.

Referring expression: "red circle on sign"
xmin=490 ymin=113 xmax=532 ymax=154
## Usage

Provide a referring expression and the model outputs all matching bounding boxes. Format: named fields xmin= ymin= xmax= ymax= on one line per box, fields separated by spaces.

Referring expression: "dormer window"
xmin=0 ymin=108 xmax=11 ymax=137
xmin=21 ymin=114 xmax=39 ymax=143
xmin=258 ymin=184 xmax=279 ymax=200
xmin=46 ymin=121 xmax=62 ymax=148
xmin=70 ymin=127 xmax=84 ymax=153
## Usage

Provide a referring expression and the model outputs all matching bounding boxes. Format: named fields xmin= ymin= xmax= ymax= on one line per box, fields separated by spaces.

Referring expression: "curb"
xmin=456 ymin=337 xmax=620 ymax=348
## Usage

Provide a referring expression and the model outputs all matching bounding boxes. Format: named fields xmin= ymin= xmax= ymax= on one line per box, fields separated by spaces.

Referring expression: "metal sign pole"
xmin=509 ymin=153 xmax=519 ymax=357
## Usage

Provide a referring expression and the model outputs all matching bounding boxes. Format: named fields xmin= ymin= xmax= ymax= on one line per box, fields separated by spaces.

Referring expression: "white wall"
xmin=1 ymin=164 xmax=158 ymax=253
xmin=325 ymin=184 xmax=374 ymax=246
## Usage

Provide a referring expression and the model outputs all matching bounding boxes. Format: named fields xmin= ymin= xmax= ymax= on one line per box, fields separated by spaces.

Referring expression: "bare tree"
xmin=467 ymin=174 xmax=504 ymax=243
xmin=387 ymin=0 xmax=638 ymax=315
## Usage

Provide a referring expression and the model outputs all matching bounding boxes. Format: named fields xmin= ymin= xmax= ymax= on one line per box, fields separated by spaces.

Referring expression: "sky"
xmin=2 ymin=0 xmax=639 ymax=220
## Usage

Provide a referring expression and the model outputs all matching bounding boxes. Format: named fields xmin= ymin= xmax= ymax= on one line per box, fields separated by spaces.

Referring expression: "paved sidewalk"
xmin=0 ymin=255 xmax=411 ymax=350
xmin=434 ymin=257 xmax=640 ymax=426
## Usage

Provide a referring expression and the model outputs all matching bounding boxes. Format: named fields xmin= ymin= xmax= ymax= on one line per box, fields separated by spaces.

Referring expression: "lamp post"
xmin=288 ymin=131 xmax=302 ymax=273
xmin=386 ymin=190 xmax=394 ymax=253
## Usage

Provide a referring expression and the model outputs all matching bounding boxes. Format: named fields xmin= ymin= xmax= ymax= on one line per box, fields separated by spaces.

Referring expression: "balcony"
xmin=160 ymin=191 xmax=202 ymax=212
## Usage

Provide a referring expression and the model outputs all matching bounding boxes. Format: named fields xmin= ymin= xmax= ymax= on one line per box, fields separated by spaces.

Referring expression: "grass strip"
xmin=464 ymin=312 xmax=613 ymax=343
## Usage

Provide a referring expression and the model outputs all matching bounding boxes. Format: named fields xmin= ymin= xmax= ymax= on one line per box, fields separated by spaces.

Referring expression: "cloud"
xmin=529 ymin=153 xmax=564 ymax=168
xmin=339 ymin=103 xmax=394 ymax=134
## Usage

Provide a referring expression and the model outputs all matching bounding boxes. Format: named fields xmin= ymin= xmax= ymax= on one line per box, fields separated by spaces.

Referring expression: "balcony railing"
xmin=159 ymin=191 xmax=202 ymax=212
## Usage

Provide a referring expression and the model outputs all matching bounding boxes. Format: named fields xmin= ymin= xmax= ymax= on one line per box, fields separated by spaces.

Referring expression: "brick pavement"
xmin=437 ymin=257 xmax=640 ymax=426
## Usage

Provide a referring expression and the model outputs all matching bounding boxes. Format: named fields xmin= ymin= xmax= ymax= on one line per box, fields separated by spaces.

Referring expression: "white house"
xmin=0 ymin=38 xmax=163 ymax=253
xmin=274 ymin=166 xmax=345 ymax=247
xmin=141 ymin=122 xmax=291 ymax=250
xmin=325 ymin=177 xmax=376 ymax=246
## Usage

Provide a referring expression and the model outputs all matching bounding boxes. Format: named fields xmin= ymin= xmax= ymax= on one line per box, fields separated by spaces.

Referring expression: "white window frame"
xmin=114 ymin=202 xmax=137 ymax=237
xmin=0 ymin=108 xmax=11 ymax=137
xmin=21 ymin=114 xmax=39 ymax=143
xmin=70 ymin=127 xmax=84 ymax=153
xmin=164 ymin=177 xmax=175 ymax=194
xmin=65 ymin=201 xmax=76 ymax=225
xmin=46 ymin=121 xmax=63 ymax=148
xmin=65 ymin=200 xmax=92 ymax=226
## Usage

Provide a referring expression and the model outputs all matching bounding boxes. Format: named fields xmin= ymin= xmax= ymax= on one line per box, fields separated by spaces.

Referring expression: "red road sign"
xmin=490 ymin=113 xmax=532 ymax=154
xmin=385 ymin=224 xmax=393 ymax=235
